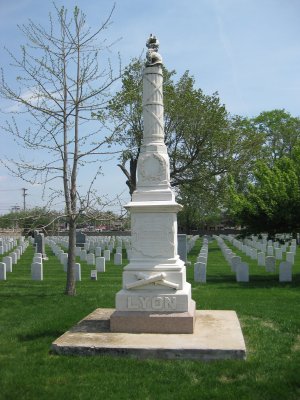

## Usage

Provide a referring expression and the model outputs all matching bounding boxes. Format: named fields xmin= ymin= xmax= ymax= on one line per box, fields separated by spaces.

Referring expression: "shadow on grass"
xmin=213 ymin=279 xmax=300 ymax=289
xmin=0 ymin=292 xmax=64 ymax=299
xmin=18 ymin=330 xmax=64 ymax=342
xmin=207 ymin=247 xmax=221 ymax=253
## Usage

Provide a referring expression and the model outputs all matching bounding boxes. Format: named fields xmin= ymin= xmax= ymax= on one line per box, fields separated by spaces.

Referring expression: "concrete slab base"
xmin=51 ymin=309 xmax=246 ymax=361
xmin=110 ymin=300 xmax=196 ymax=334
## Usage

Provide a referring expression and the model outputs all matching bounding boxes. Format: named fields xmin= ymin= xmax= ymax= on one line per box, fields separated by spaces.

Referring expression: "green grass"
xmin=0 ymin=239 xmax=299 ymax=400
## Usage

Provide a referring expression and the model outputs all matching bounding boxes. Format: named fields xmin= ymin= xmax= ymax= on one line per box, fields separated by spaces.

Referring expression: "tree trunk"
xmin=129 ymin=157 xmax=137 ymax=196
xmin=118 ymin=155 xmax=138 ymax=199
xmin=65 ymin=218 xmax=76 ymax=296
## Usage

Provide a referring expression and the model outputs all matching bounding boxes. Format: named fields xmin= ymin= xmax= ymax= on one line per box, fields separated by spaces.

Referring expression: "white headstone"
xmin=75 ymin=263 xmax=81 ymax=281
xmin=250 ymin=248 xmax=257 ymax=260
xmin=231 ymin=256 xmax=241 ymax=272
xmin=275 ymin=248 xmax=283 ymax=260
xmin=86 ymin=253 xmax=95 ymax=265
xmin=33 ymin=255 xmax=43 ymax=264
xmin=63 ymin=254 xmax=68 ymax=272
xmin=267 ymin=246 xmax=274 ymax=256
xmin=257 ymin=252 xmax=265 ymax=267
xmin=194 ymin=262 xmax=206 ymax=283
xmin=3 ymin=256 xmax=12 ymax=273
xmin=177 ymin=234 xmax=187 ymax=262
xmin=60 ymin=252 xmax=68 ymax=264
xmin=279 ymin=261 xmax=292 ymax=282
xmin=265 ymin=256 xmax=276 ymax=272
xmin=116 ymin=246 xmax=122 ymax=255
xmin=96 ymin=257 xmax=105 ymax=272
xmin=197 ymin=255 xmax=207 ymax=265
xmin=15 ymin=248 xmax=21 ymax=260
xmin=0 ymin=262 xmax=6 ymax=280
xmin=114 ymin=253 xmax=122 ymax=265
xmin=286 ymin=252 xmax=294 ymax=265
xmin=104 ymin=249 xmax=111 ymax=261
xmin=95 ymin=247 xmax=102 ymax=257
xmin=10 ymin=252 xmax=18 ymax=265
xmin=90 ymin=269 xmax=97 ymax=280
xmin=236 ymin=262 xmax=249 ymax=282
xmin=31 ymin=262 xmax=43 ymax=280
xmin=108 ymin=244 xmax=114 ymax=252
xmin=75 ymin=247 xmax=81 ymax=257
xmin=80 ymin=250 xmax=87 ymax=261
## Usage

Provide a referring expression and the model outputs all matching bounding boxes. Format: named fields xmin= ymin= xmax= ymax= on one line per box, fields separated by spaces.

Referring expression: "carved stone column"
xmin=111 ymin=35 xmax=195 ymax=333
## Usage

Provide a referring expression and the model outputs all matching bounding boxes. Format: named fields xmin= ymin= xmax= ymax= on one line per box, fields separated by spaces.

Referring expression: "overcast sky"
xmin=0 ymin=0 xmax=299 ymax=214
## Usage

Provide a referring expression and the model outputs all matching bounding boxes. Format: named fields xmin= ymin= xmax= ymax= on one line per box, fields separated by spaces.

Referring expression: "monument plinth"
xmin=110 ymin=35 xmax=195 ymax=333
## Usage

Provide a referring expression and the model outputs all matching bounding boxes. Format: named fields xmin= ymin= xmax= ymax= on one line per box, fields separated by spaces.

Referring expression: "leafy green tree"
xmin=103 ymin=59 xmax=230 ymax=197
xmin=229 ymin=152 xmax=300 ymax=235
xmin=0 ymin=207 xmax=61 ymax=234
xmin=253 ymin=109 xmax=300 ymax=163
xmin=177 ymin=179 xmax=225 ymax=233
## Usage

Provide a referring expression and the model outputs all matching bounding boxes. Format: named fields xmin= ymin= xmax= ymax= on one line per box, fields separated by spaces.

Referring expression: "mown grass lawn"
xmin=0 ymin=238 xmax=299 ymax=400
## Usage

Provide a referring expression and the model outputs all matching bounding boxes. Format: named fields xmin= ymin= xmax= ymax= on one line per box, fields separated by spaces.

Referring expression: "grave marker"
xmin=194 ymin=262 xmax=206 ymax=283
xmin=177 ymin=234 xmax=187 ymax=263
xmin=90 ymin=270 xmax=97 ymax=280
xmin=96 ymin=257 xmax=105 ymax=272
xmin=3 ymin=256 xmax=12 ymax=273
xmin=265 ymin=256 xmax=276 ymax=272
xmin=279 ymin=261 xmax=292 ymax=282
xmin=0 ymin=262 xmax=6 ymax=280
xmin=236 ymin=262 xmax=249 ymax=282
xmin=31 ymin=262 xmax=43 ymax=280
xmin=114 ymin=253 xmax=122 ymax=266
xmin=76 ymin=231 xmax=86 ymax=248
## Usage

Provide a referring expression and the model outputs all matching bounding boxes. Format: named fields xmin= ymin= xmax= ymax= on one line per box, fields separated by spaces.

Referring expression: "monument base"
xmin=110 ymin=300 xmax=196 ymax=333
xmin=51 ymin=308 xmax=246 ymax=361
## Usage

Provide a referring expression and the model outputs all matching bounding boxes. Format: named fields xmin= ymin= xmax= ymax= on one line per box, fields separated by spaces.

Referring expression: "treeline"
xmin=0 ymin=208 xmax=127 ymax=235
xmin=102 ymin=60 xmax=300 ymax=235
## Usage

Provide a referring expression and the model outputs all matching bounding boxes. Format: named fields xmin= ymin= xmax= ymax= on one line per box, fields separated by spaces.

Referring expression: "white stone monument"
xmin=51 ymin=35 xmax=246 ymax=361
xmin=111 ymin=35 xmax=195 ymax=333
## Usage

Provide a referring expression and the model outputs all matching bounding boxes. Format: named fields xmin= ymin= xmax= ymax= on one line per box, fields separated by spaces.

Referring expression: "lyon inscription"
xmin=127 ymin=296 xmax=176 ymax=311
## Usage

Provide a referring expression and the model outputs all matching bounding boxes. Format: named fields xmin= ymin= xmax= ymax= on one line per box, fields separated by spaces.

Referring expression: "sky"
xmin=0 ymin=0 xmax=299 ymax=215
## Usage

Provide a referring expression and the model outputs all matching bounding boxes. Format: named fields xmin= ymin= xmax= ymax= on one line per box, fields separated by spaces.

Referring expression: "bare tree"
xmin=0 ymin=4 xmax=121 ymax=295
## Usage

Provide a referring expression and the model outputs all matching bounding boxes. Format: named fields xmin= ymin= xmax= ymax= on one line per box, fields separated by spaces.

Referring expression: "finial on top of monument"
xmin=146 ymin=34 xmax=163 ymax=66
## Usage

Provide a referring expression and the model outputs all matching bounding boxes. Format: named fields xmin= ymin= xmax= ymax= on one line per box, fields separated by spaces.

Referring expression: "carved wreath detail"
xmin=139 ymin=153 xmax=166 ymax=183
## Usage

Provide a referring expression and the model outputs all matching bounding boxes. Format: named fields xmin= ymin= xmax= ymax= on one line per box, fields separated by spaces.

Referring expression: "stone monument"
xmin=51 ymin=35 xmax=246 ymax=360
xmin=110 ymin=34 xmax=195 ymax=334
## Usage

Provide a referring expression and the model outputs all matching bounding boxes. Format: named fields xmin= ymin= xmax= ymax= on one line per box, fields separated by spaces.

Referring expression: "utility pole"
xmin=22 ymin=188 xmax=28 ymax=211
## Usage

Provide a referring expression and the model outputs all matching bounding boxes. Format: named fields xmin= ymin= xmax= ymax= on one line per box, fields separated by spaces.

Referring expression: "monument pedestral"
xmin=111 ymin=36 xmax=195 ymax=334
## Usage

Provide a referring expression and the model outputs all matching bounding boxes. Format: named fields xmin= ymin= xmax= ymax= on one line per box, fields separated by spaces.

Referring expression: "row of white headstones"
xmin=225 ymin=234 xmax=296 ymax=265
xmin=215 ymin=235 xmax=295 ymax=282
xmin=43 ymin=234 xmax=199 ymax=281
xmin=194 ymin=237 xmax=209 ymax=283
xmin=0 ymin=237 xmax=29 ymax=280
xmin=28 ymin=235 xmax=130 ymax=281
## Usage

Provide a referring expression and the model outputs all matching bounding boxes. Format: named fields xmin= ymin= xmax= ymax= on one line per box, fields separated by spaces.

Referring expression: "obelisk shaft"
xmin=112 ymin=35 xmax=195 ymax=333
